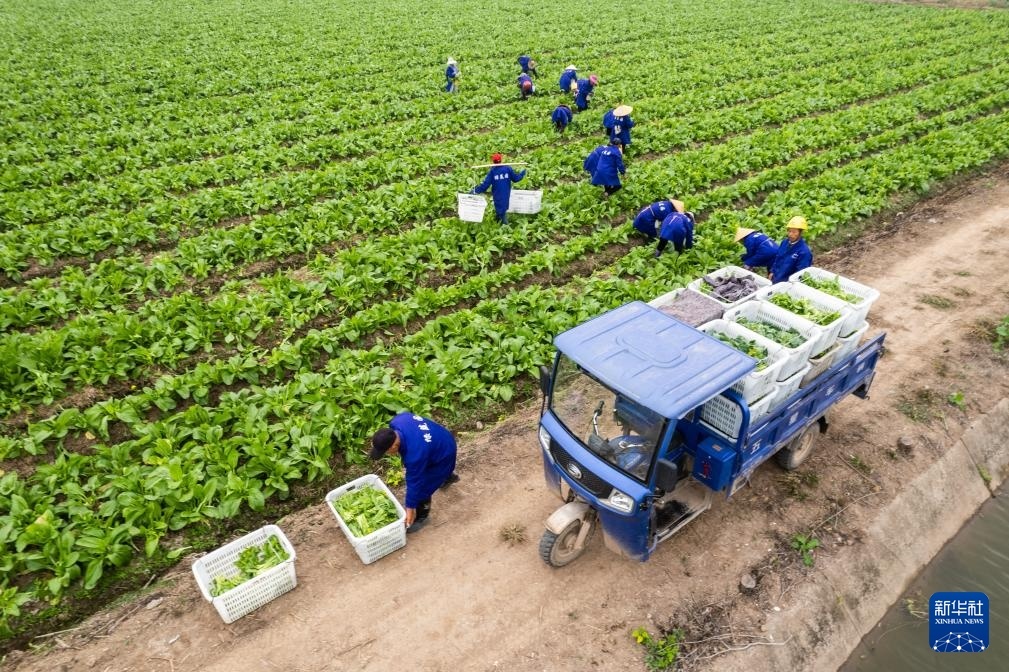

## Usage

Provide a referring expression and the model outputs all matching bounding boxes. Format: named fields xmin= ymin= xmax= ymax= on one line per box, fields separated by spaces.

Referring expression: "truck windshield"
xmin=550 ymin=354 xmax=666 ymax=482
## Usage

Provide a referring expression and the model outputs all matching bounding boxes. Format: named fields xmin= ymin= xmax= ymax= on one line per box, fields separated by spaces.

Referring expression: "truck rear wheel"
xmin=776 ymin=423 xmax=818 ymax=470
xmin=539 ymin=518 xmax=594 ymax=567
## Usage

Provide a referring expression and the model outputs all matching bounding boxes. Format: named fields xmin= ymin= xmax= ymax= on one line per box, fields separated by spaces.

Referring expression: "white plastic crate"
xmin=769 ymin=363 xmax=812 ymax=410
xmin=507 ymin=189 xmax=543 ymax=214
xmin=833 ymin=321 xmax=869 ymax=361
xmin=192 ymin=525 xmax=297 ymax=624
xmin=722 ymin=300 xmax=817 ymax=379
xmin=699 ymin=391 xmax=774 ymax=440
xmin=327 ymin=474 xmax=406 ymax=565
xmin=457 ymin=193 xmax=488 ymax=222
xmin=687 ymin=265 xmax=772 ymax=310
xmin=754 ymin=283 xmax=851 ymax=357
xmin=699 ymin=320 xmax=786 ymax=402
xmin=647 ymin=287 xmax=724 ymax=326
xmin=790 ymin=267 xmax=879 ymax=337
xmin=800 ymin=342 xmax=841 ymax=387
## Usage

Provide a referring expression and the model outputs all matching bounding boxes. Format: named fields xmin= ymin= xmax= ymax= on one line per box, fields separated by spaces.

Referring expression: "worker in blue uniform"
xmin=585 ymin=138 xmax=625 ymax=198
xmin=735 ymin=227 xmax=778 ymax=274
xmin=603 ymin=104 xmax=634 ymax=146
xmin=445 ymin=58 xmax=459 ymax=93
xmin=518 ymin=55 xmax=538 ymax=77
xmin=655 ymin=204 xmax=695 ymax=258
xmin=574 ymin=74 xmax=599 ymax=111
xmin=559 ymin=64 xmax=578 ymax=93
xmin=768 ymin=216 xmax=814 ymax=282
xmin=632 ymin=198 xmax=680 ymax=239
xmin=518 ymin=73 xmax=535 ymax=100
xmin=370 ymin=412 xmax=459 ymax=534
xmin=472 ymin=153 xmax=526 ymax=224
xmin=552 ymin=104 xmax=573 ymax=133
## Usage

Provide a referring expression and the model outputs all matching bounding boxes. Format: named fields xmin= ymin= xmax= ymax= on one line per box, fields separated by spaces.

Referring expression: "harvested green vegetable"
xmin=334 ymin=485 xmax=399 ymax=537
xmin=768 ymin=293 xmax=841 ymax=326
xmin=737 ymin=317 xmax=807 ymax=349
xmin=799 ymin=274 xmax=859 ymax=303
xmin=210 ymin=535 xmax=290 ymax=597
xmin=713 ymin=331 xmax=769 ymax=370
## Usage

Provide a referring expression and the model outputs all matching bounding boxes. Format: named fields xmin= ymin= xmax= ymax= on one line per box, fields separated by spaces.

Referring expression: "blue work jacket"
xmin=603 ymin=110 xmax=634 ymax=145
xmin=518 ymin=55 xmax=534 ymax=73
xmin=445 ymin=65 xmax=459 ymax=92
xmin=740 ymin=231 xmax=778 ymax=271
xmin=518 ymin=74 xmax=533 ymax=93
xmin=632 ymin=200 xmax=675 ymax=238
xmin=769 ymin=237 xmax=813 ymax=281
xmin=588 ymin=145 xmax=625 ymax=187
xmin=552 ymin=105 xmax=573 ymax=130
xmin=574 ymin=78 xmax=595 ymax=110
xmin=473 ymin=165 xmax=526 ymax=214
xmin=659 ymin=212 xmax=694 ymax=249
xmin=559 ymin=68 xmax=577 ymax=93
xmin=390 ymin=412 xmax=457 ymax=509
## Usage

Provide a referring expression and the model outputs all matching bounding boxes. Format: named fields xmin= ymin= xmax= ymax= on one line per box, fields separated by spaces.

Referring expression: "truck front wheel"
xmin=776 ymin=423 xmax=818 ymax=470
xmin=539 ymin=517 xmax=594 ymax=567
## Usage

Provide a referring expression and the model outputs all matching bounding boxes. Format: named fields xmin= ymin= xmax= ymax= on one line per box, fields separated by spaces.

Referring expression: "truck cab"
xmin=537 ymin=300 xmax=883 ymax=567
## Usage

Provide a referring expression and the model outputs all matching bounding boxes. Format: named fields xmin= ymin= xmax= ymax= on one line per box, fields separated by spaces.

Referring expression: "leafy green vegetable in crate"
xmin=799 ymin=274 xmax=859 ymax=303
xmin=768 ymin=293 xmax=840 ymax=326
xmin=737 ymin=317 xmax=807 ymax=349
xmin=334 ymin=485 xmax=399 ymax=537
xmin=713 ymin=331 xmax=769 ymax=370
xmin=210 ymin=535 xmax=290 ymax=597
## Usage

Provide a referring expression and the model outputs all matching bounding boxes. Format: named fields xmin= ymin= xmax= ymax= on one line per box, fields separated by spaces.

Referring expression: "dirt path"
xmin=7 ymin=165 xmax=1009 ymax=672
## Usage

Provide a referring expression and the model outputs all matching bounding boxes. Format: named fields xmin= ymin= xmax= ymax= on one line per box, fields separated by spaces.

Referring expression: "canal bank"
xmin=716 ymin=397 xmax=1009 ymax=672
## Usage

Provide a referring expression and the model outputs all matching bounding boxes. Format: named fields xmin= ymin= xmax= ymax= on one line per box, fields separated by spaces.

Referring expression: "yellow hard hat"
xmin=670 ymin=199 xmax=685 ymax=214
xmin=734 ymin=227 xmax=756 ymax=242
xmin=787 ymin=216 xmax=808 ymax=231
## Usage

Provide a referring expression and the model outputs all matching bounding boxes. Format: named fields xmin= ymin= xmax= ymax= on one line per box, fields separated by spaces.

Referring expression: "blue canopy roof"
xmin=554 ymin=301 xmax=756 ymax=420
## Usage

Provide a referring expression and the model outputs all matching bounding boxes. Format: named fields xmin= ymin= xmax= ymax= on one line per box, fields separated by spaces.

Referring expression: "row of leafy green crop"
xmin=1 ymin=14 xmax=968 ymax=251
xmin=4 ymin=64 xmax=1008 ymax=420
xmin=4 ymin=105 xmax=1009 ymax=640
xmin=0 ymin=0 xmax=894 ymax=173
xmin=1 ymin=11 xmax=947 ymax=228
xmin=0 ymin=29 xmax=996 ymax=315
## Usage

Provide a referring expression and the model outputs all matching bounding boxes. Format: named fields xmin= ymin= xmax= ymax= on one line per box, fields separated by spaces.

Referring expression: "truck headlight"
xmin=606 ymin=490 xmax=634 ymax=513
xmin=539 ymin=425 xmax=552 ymax=455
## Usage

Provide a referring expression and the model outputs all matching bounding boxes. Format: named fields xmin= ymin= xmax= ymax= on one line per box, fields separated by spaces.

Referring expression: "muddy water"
xmin=840 ymin=485 xmax=1009 ymax=671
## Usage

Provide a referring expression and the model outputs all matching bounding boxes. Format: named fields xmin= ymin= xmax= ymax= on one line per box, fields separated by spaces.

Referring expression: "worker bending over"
xmin=632 ymin=198 xmax=681 ymax=239
xmin=584 ymin=138 xmax=625 ymax=198
xmin=559 ymin=64 xmax=578 ymax=93
xmin=734 ymin=227 xmax=778 ymax=274
xmin=655 ymin=203 xmax=695 ymax=258
xmin=518 ymin=55 xmax=539 ymax=77
xmin=574 ymin=74 xmax=599 ymax=111
xmin=552 ymin=104 xmax=573 ymax=133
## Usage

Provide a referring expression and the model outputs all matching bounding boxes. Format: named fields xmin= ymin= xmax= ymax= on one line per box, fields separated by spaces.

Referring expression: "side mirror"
xmin=655 ymin=459 xmax=679 ymax=494
xmin=539 ymin=365 xmax=552 ymax=395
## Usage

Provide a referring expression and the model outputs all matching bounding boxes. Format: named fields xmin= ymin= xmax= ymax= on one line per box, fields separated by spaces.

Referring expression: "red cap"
xmin=589 ymin=74 xmax=599 ymax=85
xmin=522 ymin=80 xmax=532 ymax=91
xmin=492 ymin=153 xmax=503 ymax=163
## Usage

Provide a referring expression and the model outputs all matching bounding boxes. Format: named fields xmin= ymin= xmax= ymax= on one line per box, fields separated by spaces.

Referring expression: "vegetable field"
xmin=3 ymin=0 xmax=1009 ymax=646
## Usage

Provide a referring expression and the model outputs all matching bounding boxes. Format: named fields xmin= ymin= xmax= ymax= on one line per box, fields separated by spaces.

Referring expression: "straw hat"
xmin=447 ymin=57 xmax=457 ymax=65
xmin=734 ymin=227 xmax=756 ymax=242
xmin=566 ymin=64 xmax=577 ymax=71
xmin=787 ymin=216 xmax=808 ymax=230
xmin=671 ymin=199 xmax=685 ymax=214
xmin=613 ymin=104 xmax=633 ymax=117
